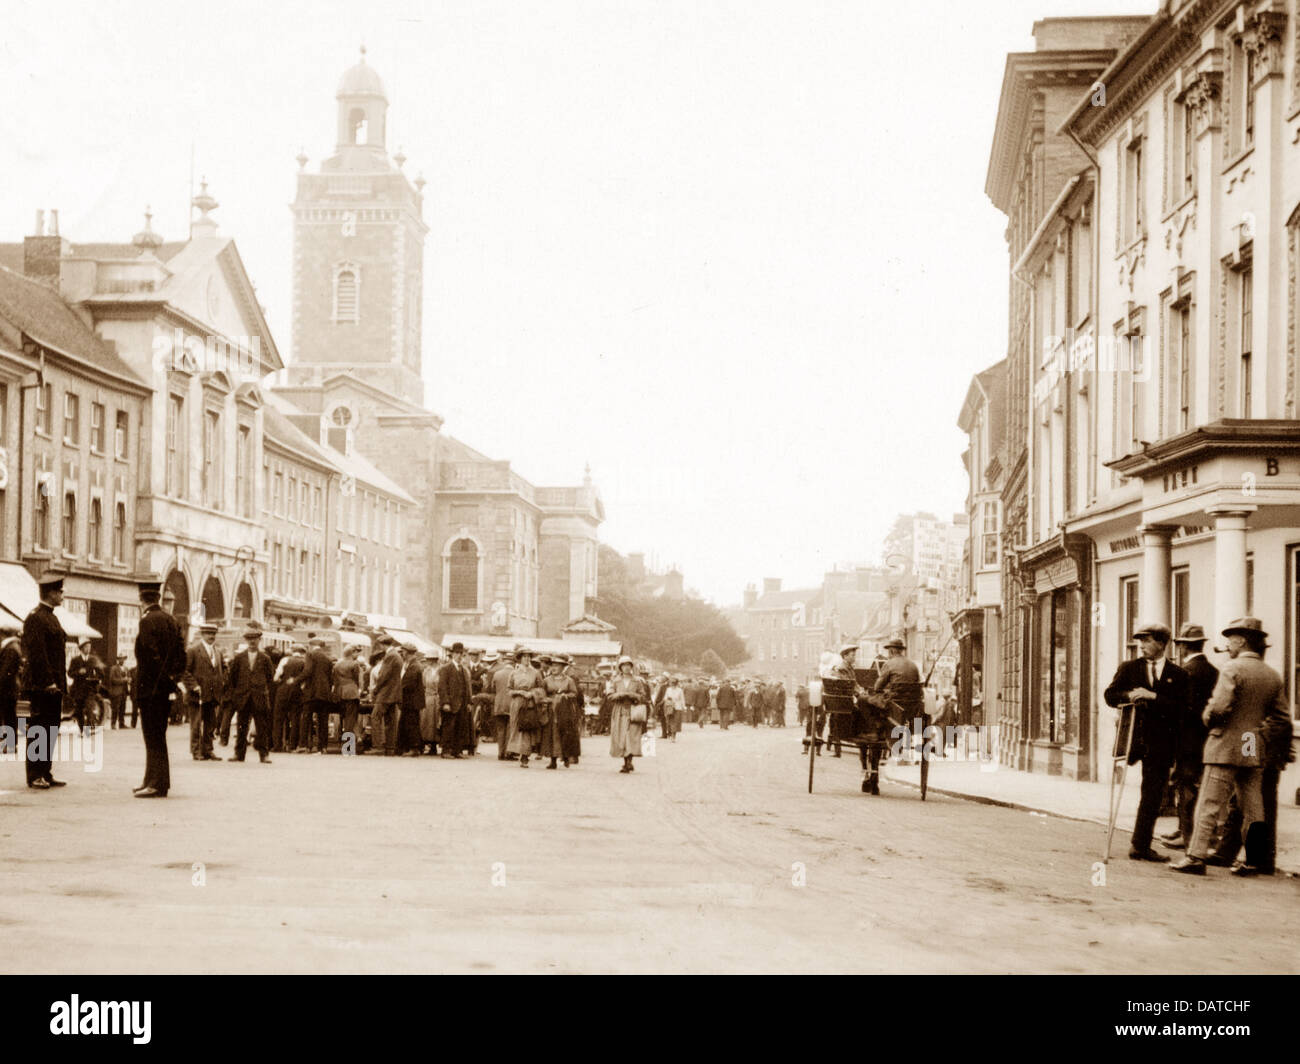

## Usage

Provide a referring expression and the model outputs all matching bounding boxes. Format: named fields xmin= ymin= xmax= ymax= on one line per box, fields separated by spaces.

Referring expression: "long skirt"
xmin=609 ymin=701 xmax=645 ymax=758
xmin=556 ymin=695 xmax=582 ymax=760
xmin=508 ymin=701 xmax=539 ymax=756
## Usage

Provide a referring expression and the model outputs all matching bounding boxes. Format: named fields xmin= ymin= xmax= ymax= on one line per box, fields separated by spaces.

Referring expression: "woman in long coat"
xmin=608 ymin=656 xmax=648 ymax=773
xmin=539 ymin=657 xmax=582 ymax=768
xmin=506 ymin=649 xmax=545 ymax=767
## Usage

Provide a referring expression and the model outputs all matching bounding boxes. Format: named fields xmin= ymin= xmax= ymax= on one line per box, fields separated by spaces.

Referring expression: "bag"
xmin=629 ymin=703 xmax=647 ymax=724
xmin=517 ymin=698 xmax=541 ymax=731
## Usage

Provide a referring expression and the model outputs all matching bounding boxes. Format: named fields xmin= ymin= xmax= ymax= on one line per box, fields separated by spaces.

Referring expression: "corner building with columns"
xmin=1050 ymin=0 xmax=1300 ymax=781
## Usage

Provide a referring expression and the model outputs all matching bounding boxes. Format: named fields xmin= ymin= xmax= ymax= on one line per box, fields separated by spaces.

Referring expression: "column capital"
xmin=1137 ymin=523 xmax=1179 ymax=540
xmin=1206 ymin=505 xmax=1258 ymax=520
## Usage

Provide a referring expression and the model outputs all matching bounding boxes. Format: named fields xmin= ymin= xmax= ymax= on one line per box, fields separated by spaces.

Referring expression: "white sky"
xmin=3 ymin=0 xmax=1157 ymax=605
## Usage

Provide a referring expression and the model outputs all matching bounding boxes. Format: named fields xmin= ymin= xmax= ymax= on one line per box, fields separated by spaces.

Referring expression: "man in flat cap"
xmin=182 ymin=621 xmax=226 ymax=761
xmin=66 ymin=638 xmax=102 ymax=735
xmin=1104 ymin=620 xmax=1188 ymax=861
xmin=22 ymin=571 xmax=68 ymax=789
xmin=1171 ymin=618 xmax=1293 ymax=876
xmin=224 ymin=627 xmax=275 ymax=764
xmin=133 ymin=578 xmax=187 ymax=796
xmin=370 ymin=636 xmax=404 ymax=756
xmin=1163 ymin=623 xmax=1218 ymax=851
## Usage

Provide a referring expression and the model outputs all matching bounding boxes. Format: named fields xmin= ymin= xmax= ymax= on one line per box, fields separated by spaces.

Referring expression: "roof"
xmin=0 ymin=265 xmax=149 ymax=389
xmin=562 ymin=614 xmax=617 ymax=633
xmin=264 ymin=391 xmax=416 ymax=504
xmin=337 ymin=52 xmax=387 ymax=99
xmin=0 ymin=562 xmax=100 ymax=639
xmin=752 ymin=587 xmax=823 ymax=611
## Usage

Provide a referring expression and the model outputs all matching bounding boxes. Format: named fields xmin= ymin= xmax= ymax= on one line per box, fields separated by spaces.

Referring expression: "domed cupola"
xmin=335 ymin=45 xmax=388 ymax=154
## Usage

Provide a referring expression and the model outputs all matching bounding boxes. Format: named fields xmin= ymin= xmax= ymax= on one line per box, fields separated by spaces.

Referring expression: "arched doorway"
xmin=163 ymin=570 xmax=190 ymax=622
xmin=232 ymin=581 xmax=254 ymax=623
xmin=201 ymin=575 xmax=225 ymax=627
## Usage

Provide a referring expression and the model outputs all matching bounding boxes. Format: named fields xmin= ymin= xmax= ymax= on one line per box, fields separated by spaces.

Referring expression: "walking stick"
xmin=807 ymin=680 xmax=823 ymax=794
xmin=1104 ymin=702 xmax=1137 ymax=863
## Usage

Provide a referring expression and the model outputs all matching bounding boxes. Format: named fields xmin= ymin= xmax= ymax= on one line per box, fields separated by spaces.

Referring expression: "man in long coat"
xmin=370 ymin=638 xmax=404 ymax=756
xmin=21 ymin=571 xmax=68 ymax=788
xmin=1171 ymin=618 xmax=1293 ymax=876
xmin=182 ymin=622 xmax=225 ymax=761
xmin=1162 ymin=623 xmax=1217 ymax=851
xmin=437 ymin=642 xmax=469 ymax=759
xmin=134 ymin=578 xmax=187 ymax=795
xmin=491 ymin=651 xmax=516 ymax=759
xmin=716 ymin=679 xmax=736 ymax=730
xmin=397 ymin=644 xmax=426 ymax=756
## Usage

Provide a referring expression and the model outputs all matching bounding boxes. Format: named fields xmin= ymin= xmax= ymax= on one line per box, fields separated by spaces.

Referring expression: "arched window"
xmin=447 ymin=538 xmax=479 ymax=610
xmin=348 ymin=107 xmax=368 ymax=145
xmin=334 ymin=266 xmax=359 ymax=323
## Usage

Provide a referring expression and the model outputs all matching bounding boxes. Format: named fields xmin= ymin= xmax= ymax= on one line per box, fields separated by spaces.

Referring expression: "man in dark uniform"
xmin=0 ymin=632 xmax=22 ymax=754
xmin=1104 ymin=620 xmax=1188 ymax=862
xmin=716 ymin=677 xmax=736 ymax=730
xmin=226 ymin=627 xmax=275 ymax=763
xmin=182 ymin=622 xmax=225 ymax=761
xmin=397 ymin=643 xmax=426 ymax=756
xmin=133 ymin=577 xmax=186 ymax=797
xmin=22 ymin=570 xmax=69 ymax=789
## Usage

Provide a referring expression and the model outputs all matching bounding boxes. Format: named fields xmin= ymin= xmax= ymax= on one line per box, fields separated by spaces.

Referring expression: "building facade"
xmin=279 ymin=50 xmax=602 ymax=642
xmin=1061 ymin=0 xmax=1300 ymax=779
xmin=984 ymin=15 xmax=1147 ymax=777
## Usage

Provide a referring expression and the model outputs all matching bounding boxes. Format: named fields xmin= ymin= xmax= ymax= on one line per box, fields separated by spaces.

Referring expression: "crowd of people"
xmin=1104 ymin=617 xmax=1294 ymax=878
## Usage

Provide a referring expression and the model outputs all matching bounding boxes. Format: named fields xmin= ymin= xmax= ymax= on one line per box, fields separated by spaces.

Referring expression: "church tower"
xmin=289 ymin=46 xmax=428 ymax=406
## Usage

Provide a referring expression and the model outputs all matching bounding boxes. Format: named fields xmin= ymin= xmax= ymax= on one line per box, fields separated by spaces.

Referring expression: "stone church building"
xmin=272 ymin=48 xmax=602 ymax=642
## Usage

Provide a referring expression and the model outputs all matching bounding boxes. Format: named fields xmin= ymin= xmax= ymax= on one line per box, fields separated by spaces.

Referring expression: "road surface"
xmin=1 ymin=722 xmax=1295 ymax=973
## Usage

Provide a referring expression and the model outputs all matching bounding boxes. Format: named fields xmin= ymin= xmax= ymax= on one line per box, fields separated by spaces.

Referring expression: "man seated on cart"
xmin=858 ymin=637 xmax=924 ymax=794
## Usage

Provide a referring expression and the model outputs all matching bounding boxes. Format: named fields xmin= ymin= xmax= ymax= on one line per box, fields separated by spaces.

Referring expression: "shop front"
xmin=1017 ymin=533 xmax=1093 ymax=779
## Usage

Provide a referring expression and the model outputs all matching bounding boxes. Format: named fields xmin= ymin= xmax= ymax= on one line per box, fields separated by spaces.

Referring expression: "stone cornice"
xmin=1106 ymin=418 xmax=1300 ymax=476
xmin=1066 ymin=0 xmax=1232 ymax=146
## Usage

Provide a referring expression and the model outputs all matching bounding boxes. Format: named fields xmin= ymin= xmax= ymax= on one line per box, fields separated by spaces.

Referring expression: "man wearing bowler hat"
xmin=22 ymin=570 xmax=69 ymax=789
xmin=1171 ymin=618 xmax=1293 ymax=876
xmin=1104 ymin=620 xmax=1188 ymax=861
xmin=133 ymin=577 xmax=187 ymax=796
xmin=225 ymin=626 xmax=275 ymax=764
xmin=1162 ymin=623 xmax=1218 ymax=851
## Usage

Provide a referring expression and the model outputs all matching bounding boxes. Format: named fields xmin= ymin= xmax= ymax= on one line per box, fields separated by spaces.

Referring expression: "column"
xmin=1138 ymin=524 xmax=1178 ymax=627
xmin=1207 ymin=507 xmax=1255 ymax=635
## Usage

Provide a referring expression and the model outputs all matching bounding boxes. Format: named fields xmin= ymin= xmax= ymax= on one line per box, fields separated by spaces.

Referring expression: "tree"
xmin=699 ymin=649 xmax=726 ymax=678
xmin=592 ymin=544 xmax=748 ymax=668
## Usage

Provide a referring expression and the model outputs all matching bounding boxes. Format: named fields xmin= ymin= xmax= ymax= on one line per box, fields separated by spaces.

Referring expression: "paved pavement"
xmin=882 ymin=750 xmax=1300 ymax=873
xmin=1 ymin=721 xmax=1297 ymax=974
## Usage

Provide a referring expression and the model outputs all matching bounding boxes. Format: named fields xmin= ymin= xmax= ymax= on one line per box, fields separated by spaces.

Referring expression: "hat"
xmin=1132 ymin=620 xmax=1172 ymax=642
xmin=883 ymin=637 xmax=906 ymax=651
xmin=37 ymin=569 xmax=66 ymax=591
xmin=617 ymin=655 xmax=635 ymax=669
xmin=839 ymin=642 xmax=858 ymax=655
xmin=1222 ymin=617 xmax=1268 ymax=640
xmin=116 ymin=653 xmax=126 ymax=660
xmin=516 ymin=647 xmax=533 ymax=657
xmin=401 ymin=642 xmax=418 ymax=653
xmin=450 ymin=641 xmax=465 ymax=654
xmin=291 ymin=643 xmax=307 ymax=652
xmin=199 ymin=623 xmax=218 ymax=634
xmin=243 ymin=627 xmax=263 ymax=640
xmin=1172 ymin=623 xmax=1207 ymax=643
xmin=483 ymin=653 xmax=499 ymax=663
xmin=136 ymin=575 xmax=163 ymax=595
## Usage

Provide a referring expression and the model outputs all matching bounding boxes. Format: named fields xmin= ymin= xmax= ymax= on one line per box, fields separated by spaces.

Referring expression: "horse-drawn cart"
xmin=806 ymin=665 xmax=931 ymax=799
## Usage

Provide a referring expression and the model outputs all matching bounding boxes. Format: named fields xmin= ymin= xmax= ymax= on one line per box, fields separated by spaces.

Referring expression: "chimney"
xmin=763 ymin=577 xmax=782 ymax=595
xmin=743 ymin=584 xmax=758 ymax=610
xmin=23 ymin=208 xmax=70 ymax=287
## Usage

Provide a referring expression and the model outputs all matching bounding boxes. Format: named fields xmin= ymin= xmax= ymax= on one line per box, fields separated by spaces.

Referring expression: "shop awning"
xmin=0 ymin=562 xmax=102 ymax=640
xmin=381 ymin=628 xmax=441 ymax=657
xmin=439 ymin=633 xmax=623 ymax=660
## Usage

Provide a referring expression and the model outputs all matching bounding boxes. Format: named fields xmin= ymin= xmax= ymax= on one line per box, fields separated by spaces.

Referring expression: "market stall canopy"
xmin=381 ymin=628 xmax=441 ymax=657
xmin=0 ymin=562 xmax=103 ymax=640
xmin=439 ymin=633 xmax=622 ymax=660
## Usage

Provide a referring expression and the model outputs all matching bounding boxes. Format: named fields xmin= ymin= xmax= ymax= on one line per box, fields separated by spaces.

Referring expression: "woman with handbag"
xmin=539 ymin=655 xmax=582 ymax=768
xmin=608 ymin=656 xmax=648 ymax=773
xmin=506 ymin=649 xmax=545 ymax=767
